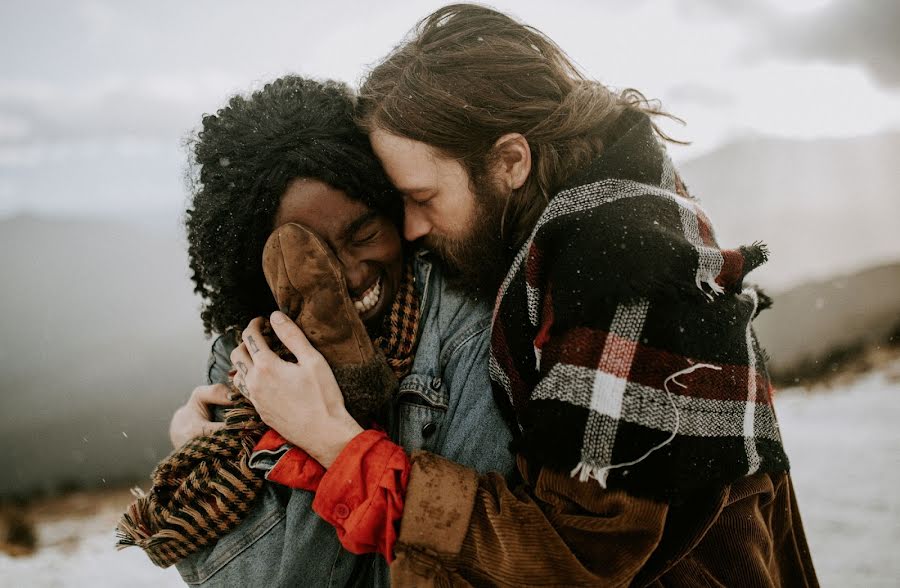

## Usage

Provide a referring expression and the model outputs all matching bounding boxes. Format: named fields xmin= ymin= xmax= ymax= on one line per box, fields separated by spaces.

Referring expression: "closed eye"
xmin=353 ymin=228 xmax=381 ymax=245
xmin=404 ymin=192 xmax=435 ymax=207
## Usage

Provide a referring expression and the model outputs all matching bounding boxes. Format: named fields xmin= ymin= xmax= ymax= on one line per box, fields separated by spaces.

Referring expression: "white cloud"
xmin=726 ymin=63 xmax=900 ymax=138
xmin=758 ymin=0 xmax=836 ymax=15
xmin=77 ymin=0 xmax=117 ymax=35
xmin=0 ymin=113 xmax=30 ymax=140
xmin=2 ymin=0 xmax=899 ymax=214
xmin=659 ymin=60 xmax=900 ymax=161
xmin=0 ymin=71 xmax=247 ymax=147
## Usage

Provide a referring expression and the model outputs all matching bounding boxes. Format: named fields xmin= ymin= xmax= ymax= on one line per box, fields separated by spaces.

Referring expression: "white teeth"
xmin=353 ymin=276 xmax=382 ymax=315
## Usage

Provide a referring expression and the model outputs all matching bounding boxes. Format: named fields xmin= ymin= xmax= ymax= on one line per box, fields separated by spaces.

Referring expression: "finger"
xmin=233 ymin=375 xmax=251 ymax=400
xmin=230 ymin=342 xmax=253 ymax=373
xmin=201 ymin=421 xmax=227 ymax=437
xmin=242 ymin=317 xmax=278 ymax=361
xmin=204 ymin=421 xmax=227 ymax=434
xmin=192 ymin=383 xmax=237 ymax=407
xmin=269 ymin=311 xmax=316 ymax=360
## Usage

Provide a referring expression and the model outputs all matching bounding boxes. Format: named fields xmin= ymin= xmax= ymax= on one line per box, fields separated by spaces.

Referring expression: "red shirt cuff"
xmin=312 ymin=429 xmax=410 ymax=562
xmin=252 ymin=429 xmax=325 ymax=492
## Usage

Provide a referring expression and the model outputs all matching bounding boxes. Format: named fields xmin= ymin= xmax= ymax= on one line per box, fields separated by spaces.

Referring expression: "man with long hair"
xmin=237 ymin=4 xmax=819 ymax=585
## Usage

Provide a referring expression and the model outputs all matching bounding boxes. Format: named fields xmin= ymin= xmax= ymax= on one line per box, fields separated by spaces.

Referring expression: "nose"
xmin=337 ymin=250 xmax=368 ymax=295
xmin=403 ymin=203 xmax=432 ymax=242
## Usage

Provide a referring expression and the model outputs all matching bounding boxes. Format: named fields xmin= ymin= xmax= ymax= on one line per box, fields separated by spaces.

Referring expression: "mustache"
xmin=422 ymin=234 xmax=468 ymax=269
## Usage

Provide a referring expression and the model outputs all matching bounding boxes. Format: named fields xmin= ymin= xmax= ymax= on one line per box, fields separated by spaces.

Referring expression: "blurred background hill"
xmin=0 ymin=215 xmax=207 ymax=497
xmin=681 ymin=131 xmax=900 ymax=290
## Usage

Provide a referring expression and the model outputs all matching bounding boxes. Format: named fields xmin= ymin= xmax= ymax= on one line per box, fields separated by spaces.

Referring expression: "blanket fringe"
xmin=115 ymin=494 xmax=155 ymax=549
xmin=570 ymin=462 xmax=612 ymax=488
xmin=696 ymin=274 xmax=726 ymax=300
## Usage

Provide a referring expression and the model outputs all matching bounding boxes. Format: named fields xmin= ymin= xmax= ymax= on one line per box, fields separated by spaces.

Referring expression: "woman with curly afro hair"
xmin=185 ymin=75 xmax=404 ymax=338
xmin=164 ymin=75 xmax=515 ymax=586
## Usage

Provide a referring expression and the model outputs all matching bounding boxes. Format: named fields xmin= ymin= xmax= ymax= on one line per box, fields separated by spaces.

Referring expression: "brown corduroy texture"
xmin=392 ymin=454 xmax=818 ymax=587
xmin=116 ymin=258 xmax=420 ymax=568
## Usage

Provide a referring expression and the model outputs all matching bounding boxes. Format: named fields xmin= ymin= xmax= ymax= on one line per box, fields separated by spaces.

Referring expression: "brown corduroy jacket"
xmin=391 ymin=452 xmax=818 ymax=587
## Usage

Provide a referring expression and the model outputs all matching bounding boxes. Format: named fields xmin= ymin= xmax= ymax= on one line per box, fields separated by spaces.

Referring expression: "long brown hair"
xmin=357 ymin=4 xmax=680 ymax=248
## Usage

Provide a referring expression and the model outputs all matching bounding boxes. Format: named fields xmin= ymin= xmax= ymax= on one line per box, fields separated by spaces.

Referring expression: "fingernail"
xmin=271 ymin=311 xmax=287 ymax=324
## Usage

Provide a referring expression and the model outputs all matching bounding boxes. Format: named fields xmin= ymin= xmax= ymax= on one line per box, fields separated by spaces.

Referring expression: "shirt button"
xmin=430 ymin=376 xmax=442 ymax=390
xmin=334 ymin=503 xmax=350 ymax=519
xmin=422 ymin=422 xmax=437 ymax=439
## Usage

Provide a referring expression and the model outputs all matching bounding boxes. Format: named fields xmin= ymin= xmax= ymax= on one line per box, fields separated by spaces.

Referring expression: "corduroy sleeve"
xmin=391 ymin=452 xmax=669 ymax=587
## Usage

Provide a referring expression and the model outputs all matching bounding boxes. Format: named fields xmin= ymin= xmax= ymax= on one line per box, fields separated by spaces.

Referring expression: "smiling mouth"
xmin=352 ymin=275 xmax=383 ymax=315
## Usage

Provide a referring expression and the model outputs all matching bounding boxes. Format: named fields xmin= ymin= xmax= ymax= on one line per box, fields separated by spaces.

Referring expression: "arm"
xmin=173 ymin=334 xmax=383 ymax=587
xmin=237 ymin=313 xmax=667 ymax=584
xmin=310 ymin=317 xmax=516 ymax=562
xmin=392 ymin=453 xmax=668 ymax=587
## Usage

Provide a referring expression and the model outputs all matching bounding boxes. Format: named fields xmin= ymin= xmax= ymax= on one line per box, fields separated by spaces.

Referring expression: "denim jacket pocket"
xmin=175 ymin=485 xmax=287 ymax=586
xmin=396 ymin=373 xmax=448 ymax=454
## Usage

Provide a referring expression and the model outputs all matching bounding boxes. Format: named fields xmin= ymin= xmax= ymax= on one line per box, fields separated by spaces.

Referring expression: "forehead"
xmin=275 ymin=178 xmax=369 ymax=237
xmin=370 ymin=129 xmax=441 ymax=189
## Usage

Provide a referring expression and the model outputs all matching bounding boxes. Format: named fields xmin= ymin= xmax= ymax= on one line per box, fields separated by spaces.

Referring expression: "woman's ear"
xmin=493 ymin=133 xmax=532 ymax=190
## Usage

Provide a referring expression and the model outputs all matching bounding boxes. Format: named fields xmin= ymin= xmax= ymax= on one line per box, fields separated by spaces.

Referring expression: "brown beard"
xmin=424 ymin=176 xmax=516 ymax=301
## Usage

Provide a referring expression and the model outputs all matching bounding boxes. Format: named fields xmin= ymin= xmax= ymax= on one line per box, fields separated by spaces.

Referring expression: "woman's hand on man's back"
xmin=168 ymin=383 xmax=235 ymax=448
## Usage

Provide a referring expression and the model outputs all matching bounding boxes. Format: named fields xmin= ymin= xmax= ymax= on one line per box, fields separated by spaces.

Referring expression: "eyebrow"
xmin=342 ymin=210 xmax=379 ymax=241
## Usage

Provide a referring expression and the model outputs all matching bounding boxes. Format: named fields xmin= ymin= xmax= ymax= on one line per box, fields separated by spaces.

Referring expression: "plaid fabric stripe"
xmin=742 ymin=287 xmax=762 ymax=474
xmin=677 ymin=200 xmax=725 ymax=295
xmin=581 ymin=300 xmax=649 ymax=467
xmin=532 ymin=364 xmax=782 ymax=441
xmin=538 ymin=326 xmax=774 ymax=404
xmin=525 ymin=243 xmax=544 ymax=327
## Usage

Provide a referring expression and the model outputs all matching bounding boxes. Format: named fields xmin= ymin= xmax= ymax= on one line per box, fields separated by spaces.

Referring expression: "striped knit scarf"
xmin=116 ymin=259 xmax=420 ymax=567
xmin=489 ymin=111 xmax=789 ymax=501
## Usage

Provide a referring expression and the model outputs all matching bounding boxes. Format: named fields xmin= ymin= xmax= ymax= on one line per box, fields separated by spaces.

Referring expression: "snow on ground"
xmin=0 ymin=488 xmax=182 ymax=588
xmin=1 ymin=360 xmax=898 ymax=587
xmin=776 ymin=359 xmax=900 ymax=587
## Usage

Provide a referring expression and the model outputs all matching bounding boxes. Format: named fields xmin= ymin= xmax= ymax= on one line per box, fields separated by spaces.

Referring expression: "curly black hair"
xmin=186 ymin=76 xmax=401 ymax=336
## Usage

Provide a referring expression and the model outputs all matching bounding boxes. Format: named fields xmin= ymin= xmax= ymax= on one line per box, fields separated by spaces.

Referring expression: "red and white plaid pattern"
xmin=488 ymin=112 xmax=788 ymax=498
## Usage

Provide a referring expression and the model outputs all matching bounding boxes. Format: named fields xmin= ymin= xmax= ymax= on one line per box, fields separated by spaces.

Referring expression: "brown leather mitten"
xmin=261 ymin=222 xmax=397 ymax=423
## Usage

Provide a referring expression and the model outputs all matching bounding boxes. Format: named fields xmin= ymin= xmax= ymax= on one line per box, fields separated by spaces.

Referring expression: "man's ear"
xmin=492 ymin=133 xmax=531 ymax=191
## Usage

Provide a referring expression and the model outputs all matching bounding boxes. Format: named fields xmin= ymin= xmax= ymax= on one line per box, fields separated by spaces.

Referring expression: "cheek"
xmin=435 ymin=196 xmax=474 ymax=233
xmin=369 ymin=229 xmax=404 ymax=269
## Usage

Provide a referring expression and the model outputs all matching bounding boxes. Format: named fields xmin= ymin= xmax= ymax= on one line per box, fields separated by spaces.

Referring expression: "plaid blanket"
xmin=489 ymin=111 xmax=789 ymax=500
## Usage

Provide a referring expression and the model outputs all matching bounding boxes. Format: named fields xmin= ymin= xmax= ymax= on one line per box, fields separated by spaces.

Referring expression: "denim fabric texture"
xmin=175 ymin=252 xmax=515 ymax=587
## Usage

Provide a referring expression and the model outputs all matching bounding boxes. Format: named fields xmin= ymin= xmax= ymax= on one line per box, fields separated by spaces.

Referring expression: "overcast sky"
xmin=1 ymin=0 xmax=898 ymax=219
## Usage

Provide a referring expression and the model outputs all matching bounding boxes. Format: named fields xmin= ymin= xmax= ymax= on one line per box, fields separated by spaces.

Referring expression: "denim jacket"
xmin=175 ymin=252 xmax=515 ymax=587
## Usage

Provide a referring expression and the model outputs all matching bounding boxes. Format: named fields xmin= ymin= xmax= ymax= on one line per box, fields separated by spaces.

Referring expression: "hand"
xmin=169 ymin=383 xmax=236 ymax=448
xmin=230 ymin=312 xmax=363 ymax=467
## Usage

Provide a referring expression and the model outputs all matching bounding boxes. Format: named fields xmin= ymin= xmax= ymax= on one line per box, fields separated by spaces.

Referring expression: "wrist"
xmin=310 ymin=414 xmax=364 ymax=468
